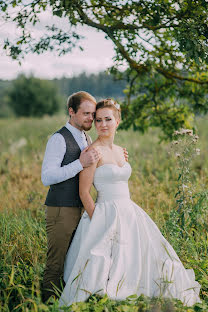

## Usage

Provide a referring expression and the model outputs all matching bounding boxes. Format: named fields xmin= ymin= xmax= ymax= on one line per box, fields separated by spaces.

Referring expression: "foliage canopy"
xmin=1 ymin=0 xmax=208 ymax=137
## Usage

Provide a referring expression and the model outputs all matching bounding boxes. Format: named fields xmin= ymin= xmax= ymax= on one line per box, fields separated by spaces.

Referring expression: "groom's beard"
xmin=81 ymin=121 xmax=93 ymax=131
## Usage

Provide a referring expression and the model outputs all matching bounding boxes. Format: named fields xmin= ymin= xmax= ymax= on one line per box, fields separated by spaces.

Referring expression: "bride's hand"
xmin=88 ymin=208 xmax=95 ymax=220
xmin=123 ymin=148 xmax=128 ymax=162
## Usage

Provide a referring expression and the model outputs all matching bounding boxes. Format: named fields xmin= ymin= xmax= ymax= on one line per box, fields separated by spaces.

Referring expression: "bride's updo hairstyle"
xmin=96 ymin=98 xmax=121 ymax=120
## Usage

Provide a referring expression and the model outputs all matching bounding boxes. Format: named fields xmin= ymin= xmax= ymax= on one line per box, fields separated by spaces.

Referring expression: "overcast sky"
xmin=0 ymin=10 xmax=115 ymax=80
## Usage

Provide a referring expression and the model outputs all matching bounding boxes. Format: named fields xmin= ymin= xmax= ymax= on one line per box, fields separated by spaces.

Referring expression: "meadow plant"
xmin=170 ymin=129 xmax=201 ymax=231
xmin=162 ymin=129 xmax=208 ymax=304
xmin=165 ymin=128 xmax=208 ymax=244
xmin=1 ymin=118 xmax=208 ymax=311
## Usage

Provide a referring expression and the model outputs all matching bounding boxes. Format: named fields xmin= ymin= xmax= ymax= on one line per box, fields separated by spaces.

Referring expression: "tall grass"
xmin=0 ymin=115 xmax=208 ymax=311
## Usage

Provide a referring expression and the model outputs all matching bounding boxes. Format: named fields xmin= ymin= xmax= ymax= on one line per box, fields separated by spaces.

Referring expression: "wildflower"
xmin=179 ymin=129 xmax=193 ymax=136
xmin=181 ymin=129 xmax=187 ymax=135
xmin=175 ymin=153 xmax=180 ymax=158
xmin=182 ymin=184 xmax=188 ymax=190
xmin=172 ymin=140 xmax=179 ymax=145
xmin=196 ymin=148 xmax=200 ymax=155
xmin=186 ymin=129 xmax=193 ymax=136
xmin=174 ymin=129 xmax=193 ymax=136
xmin=192 ymin=135 xmax=199 ymax=143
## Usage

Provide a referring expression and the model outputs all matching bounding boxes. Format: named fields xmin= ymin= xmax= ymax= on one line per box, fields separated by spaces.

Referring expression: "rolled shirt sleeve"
xmin=41 ymin=133 xmax=83 ymax=186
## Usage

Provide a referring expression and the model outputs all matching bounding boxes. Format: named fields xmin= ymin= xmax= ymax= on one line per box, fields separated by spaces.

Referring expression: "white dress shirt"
xmin=41 ymin=121 xmax=91 ymax=186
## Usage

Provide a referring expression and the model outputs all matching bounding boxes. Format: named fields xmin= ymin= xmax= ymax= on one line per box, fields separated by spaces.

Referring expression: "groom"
xmin=41 ymin=91 xmax=101 ymax=302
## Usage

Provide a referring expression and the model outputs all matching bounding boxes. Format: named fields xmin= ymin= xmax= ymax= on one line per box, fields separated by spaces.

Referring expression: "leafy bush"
xmin=7 ymin=74 xmax=62 ymax=117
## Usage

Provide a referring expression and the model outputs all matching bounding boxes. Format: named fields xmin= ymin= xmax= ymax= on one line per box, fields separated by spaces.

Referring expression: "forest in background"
xmin=0 ymin=71 xmax=126 ymax=118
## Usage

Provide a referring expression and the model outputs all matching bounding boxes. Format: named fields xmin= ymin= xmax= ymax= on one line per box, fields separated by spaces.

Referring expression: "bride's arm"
xmin=79 ymin=161 xmax=98 ymax=220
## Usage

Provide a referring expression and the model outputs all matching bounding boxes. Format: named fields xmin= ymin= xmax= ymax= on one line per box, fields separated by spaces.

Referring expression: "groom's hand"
xmin=80 ymin=147 xmax=101 ymax=168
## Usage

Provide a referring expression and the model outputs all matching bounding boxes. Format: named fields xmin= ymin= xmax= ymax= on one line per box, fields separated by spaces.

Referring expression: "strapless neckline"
xmin=96 ymin=162 xmax=129 ymax=171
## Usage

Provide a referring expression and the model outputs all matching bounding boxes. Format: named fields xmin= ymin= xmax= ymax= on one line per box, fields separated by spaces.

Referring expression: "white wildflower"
xmin=180 ymin=128 xmax=193 ymax=135
xmin=186 ymin=129 xmax=193 ymax=136
xmin=182 ymin=184 xmax=188 ymax=190
xmin=172 ymin=140 xmax=179 ymax=145
xmin=180 ymin=129 xmax=187 ymax=134
xmin=192 ymin=135 xmax=199 ymax=143
xmin=175 ymin=153 xmax=180 ymax=158
xmin=174 ymin=129 xmax=193 ymax=136
xmin=196 ymin=148 xmax=200 ymax=155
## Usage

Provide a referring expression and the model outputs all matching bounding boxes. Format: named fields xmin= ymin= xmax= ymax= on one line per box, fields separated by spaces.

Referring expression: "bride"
xmin=59 ymin=99 xmax=201 ymax=308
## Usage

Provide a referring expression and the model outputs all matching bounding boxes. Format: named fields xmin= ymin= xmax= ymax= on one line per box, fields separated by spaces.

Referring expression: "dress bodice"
xmin=94 ymin=162 xmax=132 ymax=203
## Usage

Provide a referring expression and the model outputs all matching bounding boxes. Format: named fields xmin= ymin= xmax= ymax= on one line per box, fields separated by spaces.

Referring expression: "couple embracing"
xmin=41 ymin=91 xmax=201 ymax=307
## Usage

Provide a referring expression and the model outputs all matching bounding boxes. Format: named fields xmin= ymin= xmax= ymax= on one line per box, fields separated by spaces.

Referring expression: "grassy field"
xmin=0 ymin=115 xmax=208 ymax=311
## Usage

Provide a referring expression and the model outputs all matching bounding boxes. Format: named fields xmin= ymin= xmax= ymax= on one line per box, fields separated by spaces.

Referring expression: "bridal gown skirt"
xmin=59 ymin=163 xmax=201 ymax=308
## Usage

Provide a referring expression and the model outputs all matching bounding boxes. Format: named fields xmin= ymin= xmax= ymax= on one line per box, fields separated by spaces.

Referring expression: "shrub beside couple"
xmin=41 ymin=91 xmax=201 ymax=307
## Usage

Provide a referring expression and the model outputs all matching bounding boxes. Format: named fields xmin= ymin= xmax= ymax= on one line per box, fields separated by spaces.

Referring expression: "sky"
xmin=0 ymin=9 xmax=115 ymax=80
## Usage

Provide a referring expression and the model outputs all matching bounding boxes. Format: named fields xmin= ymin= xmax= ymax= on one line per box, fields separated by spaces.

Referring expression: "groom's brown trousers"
xmin=42 ymin=206 xmax=85 ymax=302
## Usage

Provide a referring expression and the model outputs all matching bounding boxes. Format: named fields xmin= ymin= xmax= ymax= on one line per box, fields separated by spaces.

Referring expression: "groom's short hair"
xmin=67 ymin=91 xmax=96 ymax=113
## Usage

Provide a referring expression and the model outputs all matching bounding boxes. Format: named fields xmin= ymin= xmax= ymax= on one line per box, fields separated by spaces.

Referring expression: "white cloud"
xmin=0 ymin=10 xmax=115 ymax=80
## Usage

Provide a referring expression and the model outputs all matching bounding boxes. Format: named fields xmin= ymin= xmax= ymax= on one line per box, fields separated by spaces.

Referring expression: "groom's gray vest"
xmin=45 ymin=126 xmax=90 ymax=207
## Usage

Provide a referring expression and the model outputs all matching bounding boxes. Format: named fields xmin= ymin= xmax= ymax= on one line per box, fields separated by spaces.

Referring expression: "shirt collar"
xmin=65 ymin=121 xmax=85 ymax=138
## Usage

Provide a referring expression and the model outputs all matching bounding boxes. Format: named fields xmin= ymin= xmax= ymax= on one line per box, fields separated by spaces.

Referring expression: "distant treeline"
xmin=0 ymin=72 xmax=126 ymax=118
xmin=53 ymin=71 xmax=126 ymax=98
xmin=0 ymin=71 xmax=126 ymax=98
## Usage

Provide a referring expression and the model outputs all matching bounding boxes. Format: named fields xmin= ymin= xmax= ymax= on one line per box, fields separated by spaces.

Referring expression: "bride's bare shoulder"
xmin=88 ymin=140 xmax=103 ymax=152
xmin=114 ymin=144 xmax=124 ymax=153
xmin=88 ymin=140 xmax=99 ymax=149
xmin=114 ymin=144 xmax=126 ymax=160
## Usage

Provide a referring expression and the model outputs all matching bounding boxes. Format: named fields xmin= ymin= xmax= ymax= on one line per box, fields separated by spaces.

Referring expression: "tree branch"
xmin=76 ymin=7 xmax=148 ymax=74
xmin=77 ymin=7 xmax=208 ymax=84
xmin=156 ymin=67 xmax=208 ymax=84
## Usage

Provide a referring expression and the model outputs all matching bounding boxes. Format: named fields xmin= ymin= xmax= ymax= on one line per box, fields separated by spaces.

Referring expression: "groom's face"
xmin=69 ymin=100 xmax=96 ymax=131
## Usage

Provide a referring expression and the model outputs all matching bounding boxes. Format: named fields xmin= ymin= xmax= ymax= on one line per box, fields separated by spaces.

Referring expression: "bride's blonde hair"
xmin=96 ymin=98 xmax=121 ymax=120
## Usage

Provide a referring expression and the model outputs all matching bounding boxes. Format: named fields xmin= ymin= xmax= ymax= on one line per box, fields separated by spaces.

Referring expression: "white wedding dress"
xmin=59 ymin=162 xmax=201 ymax=308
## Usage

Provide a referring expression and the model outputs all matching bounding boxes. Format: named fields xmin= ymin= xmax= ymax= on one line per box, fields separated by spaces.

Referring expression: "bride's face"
xmin=95 ymin=108 xmax=119 ymax=137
